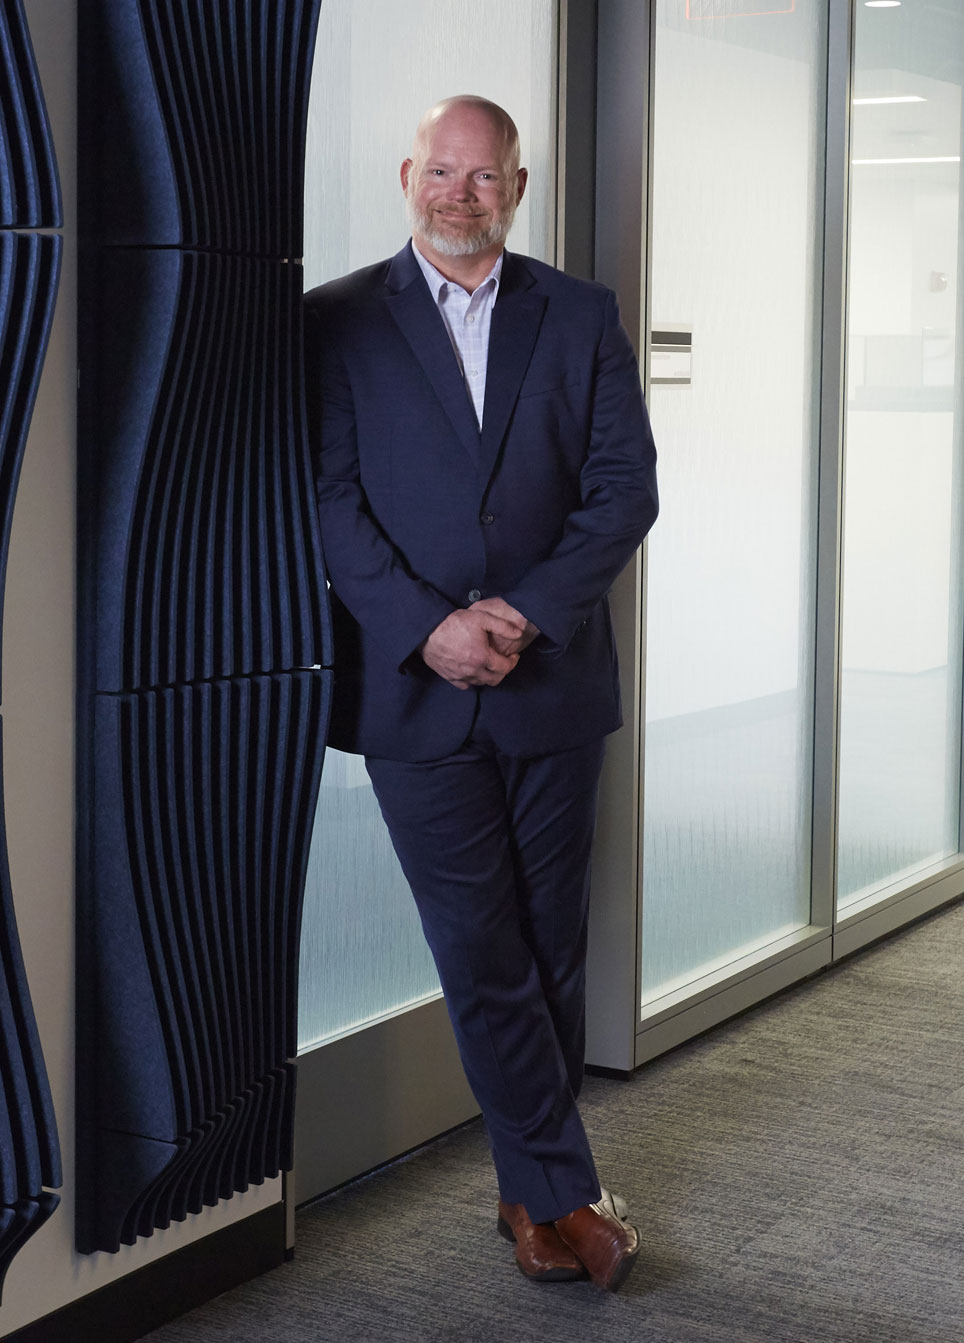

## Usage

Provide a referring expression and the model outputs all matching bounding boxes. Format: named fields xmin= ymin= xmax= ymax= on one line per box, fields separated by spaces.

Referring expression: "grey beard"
xmin=406 ymin=195 xmax=516 ymax=257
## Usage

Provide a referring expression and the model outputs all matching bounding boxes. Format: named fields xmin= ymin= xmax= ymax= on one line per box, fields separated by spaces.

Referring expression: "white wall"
xmin=303 ymin=0 xmax=556 ymax=289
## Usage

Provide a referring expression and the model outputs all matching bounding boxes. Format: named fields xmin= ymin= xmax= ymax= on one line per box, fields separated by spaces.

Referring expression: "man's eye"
xmin=431 ymin=169 xmax=445 ymax=176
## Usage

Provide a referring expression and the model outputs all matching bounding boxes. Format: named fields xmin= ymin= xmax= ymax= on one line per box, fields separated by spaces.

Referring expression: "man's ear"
xmin=400 ymin=158 xmax=413 ymax=193
xmin=515 ymin=167 xmax=528 ymax=205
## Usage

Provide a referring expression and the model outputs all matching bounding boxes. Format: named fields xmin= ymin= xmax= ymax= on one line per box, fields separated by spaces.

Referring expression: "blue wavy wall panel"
xmin=78 ymin=673 xmax=328 ymax=1252
xmin=80 ymin=246 xmax=330 ymax=694
xmin=0 ymin=0 xmax=64 ymax=1297
xmin=77 ymin=1 xmax=330 ymax=1253
xmin=0 ymin=2 xmax=62 ymax=229
xmin=79 ymin=0 xmax=317 ymax=256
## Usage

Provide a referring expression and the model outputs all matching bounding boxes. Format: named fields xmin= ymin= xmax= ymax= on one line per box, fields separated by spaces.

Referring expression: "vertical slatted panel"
xmin=76 ymin=0 xmax=331 ymax=1254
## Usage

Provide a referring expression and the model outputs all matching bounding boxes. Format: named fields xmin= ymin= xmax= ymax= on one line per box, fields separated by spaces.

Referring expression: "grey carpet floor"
xmin=146 ymin=901 xmax=964 ymax=1342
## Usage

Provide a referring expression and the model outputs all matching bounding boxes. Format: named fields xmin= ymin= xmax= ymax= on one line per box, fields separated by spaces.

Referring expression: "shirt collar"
xmin=411 ymin=242 xmax=503 ymax=302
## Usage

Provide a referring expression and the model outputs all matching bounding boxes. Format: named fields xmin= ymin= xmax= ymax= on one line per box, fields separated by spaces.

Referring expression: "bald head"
xmin=400 ymin=95 xmax=527 ymax=270
xmin=411 ymin=96 xmax=521 ymax=177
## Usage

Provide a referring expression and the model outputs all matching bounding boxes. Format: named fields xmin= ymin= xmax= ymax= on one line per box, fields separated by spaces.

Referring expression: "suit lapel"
xmin=384 ymin=244 xmax=482 ymax=467
xmin=478 ymin=251 xmax=547 ymax=484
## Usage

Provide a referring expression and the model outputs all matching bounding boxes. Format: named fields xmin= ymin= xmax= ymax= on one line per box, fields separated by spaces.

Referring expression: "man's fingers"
xmin=449 ymin=651 xmax=518 ymax=687
xmin=484 ymin=649 xmax=517 ymax=674
xmin=420 ymin=608 xmax=521 ymax=687
xmin=470 ymin=597 xmax=527 ymax=633
xmin=488 ymin=635 xmax=523 ymax=658
xmin=475 ymin=611 xmax=525 ymax=639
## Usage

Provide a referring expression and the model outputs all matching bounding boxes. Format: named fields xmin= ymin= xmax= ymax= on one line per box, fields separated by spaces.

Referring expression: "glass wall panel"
xmin=641 ymin=1 xmax=826 ymax=1005
xmin=297 ymin=0 xmax=556 ymax=1051
xmin=837 ymin=0 xmax=964 ymax=912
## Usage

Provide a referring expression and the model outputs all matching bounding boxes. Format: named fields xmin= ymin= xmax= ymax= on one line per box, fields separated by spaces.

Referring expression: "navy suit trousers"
xmin=365 ymin=728 xmax=606 ymax=1224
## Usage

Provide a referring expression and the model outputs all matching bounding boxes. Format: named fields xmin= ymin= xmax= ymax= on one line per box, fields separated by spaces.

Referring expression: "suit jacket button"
xmin=467 ymin=588 xmax=482 ymax=603
xmin=480 ymin=512 xmax=495 ymax=525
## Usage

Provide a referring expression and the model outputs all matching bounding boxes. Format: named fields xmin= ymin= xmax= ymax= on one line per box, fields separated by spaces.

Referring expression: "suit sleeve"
xmin=305 ymin=301 xmax=455 ymax=670
xmin=501 ymin=290 xmax=658 ymax=650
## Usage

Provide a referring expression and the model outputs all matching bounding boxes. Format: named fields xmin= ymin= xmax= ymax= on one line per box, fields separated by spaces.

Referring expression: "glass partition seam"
xmin=636 ymin=0 xmax=657 ymax=1025
xmin=585 ymin=0 xmax=650 ymax=1066
xmin=555 ymin=0 xmax=563 ymax=264
xmin=812 ymin=0 xmax=854 ymax=936
xmin=557 ymin=0 xmax=599 ymax=280
xmin=555 ymin=0 xmax=566 ymax=267
xmin=956 ymin=58 xmax=964 ymax=856
xmin=550 ymin=0 xmax=562 ymax=269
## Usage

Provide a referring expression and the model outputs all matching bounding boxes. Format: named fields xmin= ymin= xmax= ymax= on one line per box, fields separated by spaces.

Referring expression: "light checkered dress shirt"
xmin=412 ymin=244 xmax=503 ymax=428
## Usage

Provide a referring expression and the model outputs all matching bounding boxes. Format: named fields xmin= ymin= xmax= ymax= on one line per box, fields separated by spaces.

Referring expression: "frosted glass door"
xmin=641 ymin=1 xmax=826 ymax=1005
xmin=298 ymin=0 xmax=556 ymax=1051
xmin=837 ymin=0 xmax=964 ymax=912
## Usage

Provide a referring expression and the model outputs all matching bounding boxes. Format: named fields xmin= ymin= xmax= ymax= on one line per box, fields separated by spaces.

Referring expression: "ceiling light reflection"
xmin=852 ymin=156 xmax=960 ymax=165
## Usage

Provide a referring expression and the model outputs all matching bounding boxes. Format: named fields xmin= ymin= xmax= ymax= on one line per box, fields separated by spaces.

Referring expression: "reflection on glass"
xmin=297 ymin=750 xmax=439 ymax=1051
xmin=641 ymin=0 xmax=825 ymax=1003
xmin=297 ymin=0 xmax=556 ymax=1051
xmin=837 ymin=0 xmax=964 ymax=910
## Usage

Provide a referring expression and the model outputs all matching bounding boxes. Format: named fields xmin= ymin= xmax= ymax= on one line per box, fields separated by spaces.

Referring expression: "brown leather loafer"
xmin=497 ymin=1200 xmax=588 ymax=1282
xmin=554 ymin=1200 xmax=641 ymax=1292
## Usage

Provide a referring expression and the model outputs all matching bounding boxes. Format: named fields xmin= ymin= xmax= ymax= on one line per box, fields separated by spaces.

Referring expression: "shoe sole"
xmin=596 ymin=1238 xmax=640 ymax=1293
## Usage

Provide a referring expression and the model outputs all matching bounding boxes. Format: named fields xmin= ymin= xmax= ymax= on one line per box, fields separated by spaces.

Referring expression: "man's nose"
xmin=450 ymin=175 xmax=477 ymax=199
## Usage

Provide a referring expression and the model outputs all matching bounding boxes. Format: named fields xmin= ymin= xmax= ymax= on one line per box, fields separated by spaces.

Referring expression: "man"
xmin=304 ymin=95 xmax=657 ymax=1291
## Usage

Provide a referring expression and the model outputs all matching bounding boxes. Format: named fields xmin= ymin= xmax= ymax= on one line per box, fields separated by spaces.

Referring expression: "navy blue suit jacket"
xmin=304 ymin=242 xmax=658 ymax=762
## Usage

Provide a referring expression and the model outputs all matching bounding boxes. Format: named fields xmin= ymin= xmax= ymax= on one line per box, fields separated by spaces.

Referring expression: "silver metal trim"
xmin=833 ymin=877 xmax=964 ymax=961
xmin=638 ymin=925 xmax=831 ymax=1028
xmin=297 ymin=989 xmax=444 ymax=1054
xmin=292 ymin=996 xmax=478 ymax=1207
xmin=634 ymin=940 xmax=833 ymax=1067
xmin=584 ymin=0 xmax=652 ymax=1071
xmin=811 ymin=0 xmax=853 ymax=939
xmin=555 ymin=0 xmax=597 ymax=279
xmin=835 ymin=854 xmax=964 ymax=932
xmin=283 ymin=1170 xmax=295 ymax=1252
xmin=636 ymin=0 xmax=657 ymax=1034
xmin=955 ymin=23 xmax=964 ymax=862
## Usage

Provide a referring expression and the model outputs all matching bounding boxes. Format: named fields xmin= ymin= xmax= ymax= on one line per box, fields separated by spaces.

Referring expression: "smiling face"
xmin=401 ymin=100 xmax=527 ymax=261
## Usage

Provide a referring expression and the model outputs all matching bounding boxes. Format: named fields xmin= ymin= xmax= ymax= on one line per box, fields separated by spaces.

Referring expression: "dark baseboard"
xmin=584 ymin=1063 xmax=632 ymax=1081
xmin=4 ymin=1202 xmax=286 ymax=1343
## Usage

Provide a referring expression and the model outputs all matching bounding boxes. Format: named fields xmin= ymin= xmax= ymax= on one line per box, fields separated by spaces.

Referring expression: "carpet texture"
xmin=145 ymin=900 xmax=964 ymax=1342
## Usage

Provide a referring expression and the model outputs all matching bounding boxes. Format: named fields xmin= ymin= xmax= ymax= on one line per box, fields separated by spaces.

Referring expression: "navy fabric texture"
xmin=75 ymin=2 xmax=329 ymax=1254
xmin=305 ymin=243 xmax=659 ymax=761
xmin=367 ymin=735 xmax=607 ymax=1223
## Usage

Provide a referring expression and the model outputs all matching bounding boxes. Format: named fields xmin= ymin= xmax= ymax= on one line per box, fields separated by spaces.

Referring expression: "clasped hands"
xmin=420 ymin=597 xmax=540 ymax=690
